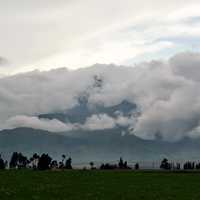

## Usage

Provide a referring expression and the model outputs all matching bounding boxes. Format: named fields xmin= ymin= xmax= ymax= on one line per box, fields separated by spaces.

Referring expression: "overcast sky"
xmin=0 ymin=0 xmax=200 ymax=75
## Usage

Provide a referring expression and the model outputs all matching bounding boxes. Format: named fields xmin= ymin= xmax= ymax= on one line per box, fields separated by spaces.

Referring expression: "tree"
xmin=100 ymin=163 xmax=117 ymax=170
xmin=118 ymin=157 xmax=129 ymax=169
xmin=183 ymin=161 xmax=195 ymax=170
xmin=65 ymin=157 xmax=72 ymax=169
xmin=38 ymin=154 xmax=52 ymax=170
xmin=196 ymin=162 xmax=200 ymax=169
xmin=160 ymin=158 xmax=171 ymax=170
xmin=17 ymin=153 xmax=28 ymax=168
xmin=9 ymin=152 xmax=18 ymax=168
xmin=9 ymin=152 xmax=28 ymax=169
xmin=59 ymin=161 xmax=64 ymax=169
xmin=135 ymin=163 xmax=139 ymax=170
xmin=29 ymin=153 xmax=40 ymax=169
xmin=51 ymin=160 xmax=58 ymax=169
xmin=0 ymin=154 xmax=5 ymax=169
xmin=62 ymin=154 xmax=66 ymax=164
xmin=175 ymin=163 xmax=181 ymax=170
xmin=89 ymin=162 xmax=94 ymax=169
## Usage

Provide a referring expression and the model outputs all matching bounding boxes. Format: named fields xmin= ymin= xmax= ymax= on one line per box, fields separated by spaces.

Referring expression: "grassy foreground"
xmin=0 ymin=170 xmax=200 ymax=200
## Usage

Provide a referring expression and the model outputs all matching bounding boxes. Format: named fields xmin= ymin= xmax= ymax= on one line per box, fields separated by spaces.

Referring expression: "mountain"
xmin=1 ymin=90 xmax=200 ymax=164
xmin=39 ymin=99 xmax=137 ymax=124
xmin=1 ymin=127 xmax=200 ymax=165
xmin=39 ymin=75 xmax=137 ymax=124
xmin=1 ymin=75 xmax=199 ymax=164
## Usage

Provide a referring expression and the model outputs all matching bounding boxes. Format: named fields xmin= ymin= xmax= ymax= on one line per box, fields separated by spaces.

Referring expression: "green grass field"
xmin=0 ymin=170 xmax=200 ymax=200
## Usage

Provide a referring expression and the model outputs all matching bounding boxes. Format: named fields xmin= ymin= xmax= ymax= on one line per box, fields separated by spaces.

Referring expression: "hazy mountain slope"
xmin=1 ymin=127 xmax=200 ymax=163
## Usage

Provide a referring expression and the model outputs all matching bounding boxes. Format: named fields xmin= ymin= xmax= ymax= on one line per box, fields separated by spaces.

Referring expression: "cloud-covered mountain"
xmin=1 ymin=52 xmax=200 ymax=161
xmin=1 ymin=52 xmax=200 ymax=141
xmin=1 ymin=127 xmax=200 ymax=163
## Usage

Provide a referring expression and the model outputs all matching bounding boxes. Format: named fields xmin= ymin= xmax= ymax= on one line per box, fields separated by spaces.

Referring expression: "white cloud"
xmin=4 ymin=113 xmax=135 ymax=133
xmin=0 ymin=52 xmax=200 ymax=141
xmin=82 ymin=114 xmax=116 ymax=130
xmin=5 ymin=115 xmax=76 ymax=133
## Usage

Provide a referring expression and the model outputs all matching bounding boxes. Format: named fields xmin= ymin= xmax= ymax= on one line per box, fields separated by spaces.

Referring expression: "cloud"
xmin=4 ymin=113 xmax=135 ymax=133
xmin=0 ymin=0 xmax=200 ymax=75
xmin=5 ymin=115 xmax=76 ymax=133
xmin=0 ymin=52 xmax=200 ymax=141
xmin=81 ymin=113 xmax=135 ymax=131
xmin=170 ymin=52 xmax=200 ymax=81
xmin=0 ymin=57 xmax=8 ymax=66
xmin=82 ymin=114 xmax=115 ymax=130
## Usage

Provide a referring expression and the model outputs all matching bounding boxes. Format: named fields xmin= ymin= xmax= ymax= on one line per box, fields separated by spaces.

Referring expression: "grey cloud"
xmin=170 ymin=52 xmax=200 ymax=81
xmin=0 ymin=52 xmax=200 ymax=141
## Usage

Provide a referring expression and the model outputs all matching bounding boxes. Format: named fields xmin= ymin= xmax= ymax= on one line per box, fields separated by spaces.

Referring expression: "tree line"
xmin=0 ymin=153 xmax=139 ymax=170
xmin=0 ymin=152 xmax=72 ymax=170
xmin=0 ymin=153 xmax=200 ymax=171
xmin=160 ymin=158 xmax=200 ymax=170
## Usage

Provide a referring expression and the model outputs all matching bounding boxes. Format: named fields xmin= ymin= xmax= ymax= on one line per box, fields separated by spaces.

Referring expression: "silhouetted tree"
xmin=89 ymin=162 xmax=94 ymax=169
xmin=59 ymin=161 xmax=64 ymax=169
xmin=183 ymin=161 xmax=195 ymax=170
xmin=196 ymin=162 xmax=200 ymax=169
xmin=9 ymin=152 xmax=28 ymax=169
xmin=65 ymin=157 xmax=72 ymax=169
xmin=38 ymin=154 xmax=52 ymax=170
xmin=9 ymin=152 xmax=18 ymax=168
xmin=160 ymin=158 xmax=171 ymax=170
xmin=51 ymin=160 xmax=58 ymax=169
xmin=30 ymin=153 xmax=40 ymax=169
xmin=62 ymin=154 xmax=66 ymax=164
xmin=100 ymin=163 xmax=117 ymax=170
xmin=17 ymin=153 xmax=28 ymax=168
xmin=175 ymin=163 xmax=181 ymax=170
xmin=118 ymin=157 xmax=129 ymax=169
xmin=118 ymin=157 xmax=124 ymax=169
xmin=135 ymin=163 xmax=139 ymax=170
xmin=0 ymin=155 xmax=5 ymax=169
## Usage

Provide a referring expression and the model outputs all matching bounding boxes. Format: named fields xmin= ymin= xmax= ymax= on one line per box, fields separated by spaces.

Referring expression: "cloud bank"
xmin=5 ymin=113 xmax=134 ymax=133
xmin=1 ymin=52 xmax=200 ymax=141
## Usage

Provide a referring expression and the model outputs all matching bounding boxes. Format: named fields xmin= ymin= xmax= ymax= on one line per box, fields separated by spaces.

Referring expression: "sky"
xmin=0 ymin=0 xmax=200 ymax=75
xmin=1 ymin=1 xmax=200 ymax=141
